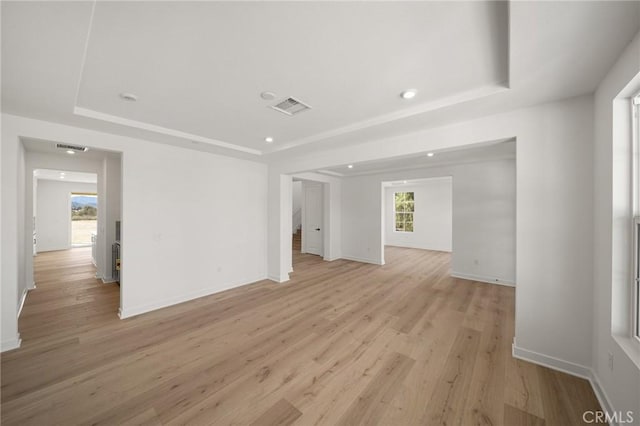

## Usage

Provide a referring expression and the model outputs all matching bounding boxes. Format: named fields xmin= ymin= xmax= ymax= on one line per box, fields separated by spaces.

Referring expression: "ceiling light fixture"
xmin=119 ymin=92 xmax=138 ymax=102
xmin=66 ymin=150 xmax=75 ymax=155
xmin=403 ymin=180 xmax=407 ymax=184
xmin=347 ymin=164 xmax=354 ymax=169
xmin=427 ymin=152 xmax=435 ymax=157
xmin=401 ymin=89 xmax=417 ymax=100
xmin=265 ymin=137 xmax=274 ymax=143
xmin=260 ymin=91 xmax=277 ymax=101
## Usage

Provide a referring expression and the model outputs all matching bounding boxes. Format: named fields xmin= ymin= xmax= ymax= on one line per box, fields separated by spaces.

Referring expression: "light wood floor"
xmin=1 ymin=247 xmax=600 ymax=425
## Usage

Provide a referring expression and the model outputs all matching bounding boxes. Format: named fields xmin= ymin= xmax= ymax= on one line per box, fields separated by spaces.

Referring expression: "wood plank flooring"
xmin=1 ymin=246 xmax=601 ymax=425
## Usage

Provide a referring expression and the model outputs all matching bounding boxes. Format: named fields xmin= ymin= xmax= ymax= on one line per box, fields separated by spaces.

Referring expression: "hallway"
xmin=20 ymin=248 xmax=120 ymax=345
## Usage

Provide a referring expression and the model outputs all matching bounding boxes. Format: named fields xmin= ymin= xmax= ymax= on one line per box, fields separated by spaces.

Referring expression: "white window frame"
xmin=394 ymin=191 xmax=415 ymax=233
xmin=633 ymin=92 xmax=640 ymax=341
xmin=634 ymin=217 xmax=640 ymax=341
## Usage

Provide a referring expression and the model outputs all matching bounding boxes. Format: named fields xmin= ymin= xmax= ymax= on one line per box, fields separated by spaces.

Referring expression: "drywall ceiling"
xmin=2 ymin=2 xmax=639 ymax=159
xmin=34 ymin=169 xmax=97 ymax=184
xmin=319 ymin=139 xmax=516 ymax=177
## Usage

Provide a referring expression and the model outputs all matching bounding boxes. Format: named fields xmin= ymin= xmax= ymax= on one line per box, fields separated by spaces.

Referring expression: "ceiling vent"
xmin=56 ymin=143 xmax=88 ymax=152
xmin=270 ymin=97 xmax=312 ymax=116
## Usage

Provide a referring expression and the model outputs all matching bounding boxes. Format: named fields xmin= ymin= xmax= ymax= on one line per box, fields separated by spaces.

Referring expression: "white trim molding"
xmin=1 ymin=334 xmax=22 ymax=352
xmin=17 ymin=288 xmax=29 ymax=317
xmin=101 ymin=276 xmax=117 ymax=284
xmin=267 ymin=273 xmax=290 ymax=283
xmin=323 ymin=256 xmax=341 ymax=262
xmin=589 ymin=370 xmax=617 ymax=425
xmin=513 ymin=343 xmax=617 ymax=426
xmin=513 ymin=344 xmax=592 ymax=378
xmin=74 ymin=107 xmax=262 ymax=156
xmin=18 ymin=285 xmax=36 ymax=318
xmin=450 ymin=271 xmax=515 ymax=287
xmin=340 ymin=255 xmax=385 ymax=266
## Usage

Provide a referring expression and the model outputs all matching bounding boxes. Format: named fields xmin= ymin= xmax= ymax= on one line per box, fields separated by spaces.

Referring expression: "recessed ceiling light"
xmin=401 ymin=89 xmax=417 ymax=100
xmin=265 ymin=137 xmax=274 ymax=143
xmin=347 ymin=164 xmax=354 ymax=169
xmin=427 ymin=152 xmax=435 ymax=157
xmin=60 ymin=176 xmax=65 ymax=179
xmin=119 ymin=92 xmax=138 ymax=102
xmin=403 ymin=180 xmax=407 ymax=184
xmin=260 ymin=91 xmax=277 ymax=101
xmin=66 ymin=150 xmax=75 ymax=155
xmin=60 ymin=172 xmax=65 ymax=176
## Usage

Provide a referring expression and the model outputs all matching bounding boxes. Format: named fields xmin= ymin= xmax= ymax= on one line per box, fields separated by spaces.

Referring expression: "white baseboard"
xmin=589 ymin=370 xmax=617 ymax=425
xmin=513 ymin=343 xmax=617 ymax=426
xmin=1 ymin=334 xmax=21 ymax=352
xmin=451 ymin=271 xmax=515 ymax=287
xmin=101 ymin=276 xmax=117 ymax=284
xmin=17 ymin=286 xmax=35 ymax=318
xmin=385 ymin=243 xmax=452 ymax=253
xmin=512 ymin=344 xmax=592 ymax=378
xmin=267 ymin=273 xmax=290 ymax=283
xmin=341 ymin=255 xmax=384 ymax=265
xmin=323 ymin=256 xmax=341 ymax=262
xmin=119 ymin=275 xmax=267 ymax=319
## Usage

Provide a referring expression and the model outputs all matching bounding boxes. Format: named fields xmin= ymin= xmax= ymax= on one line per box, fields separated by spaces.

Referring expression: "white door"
xmin=304 ymin=184 xmax=323 ymax=256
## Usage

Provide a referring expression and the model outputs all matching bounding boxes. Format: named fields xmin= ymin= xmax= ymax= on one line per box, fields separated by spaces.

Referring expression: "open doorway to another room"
xmin=22 ymin=139 xmax=123 ymax=346
xmin=291 ymin=177 xmax=327 ymax=271
xmin=383 ymin=177 xmax=453 ymax=254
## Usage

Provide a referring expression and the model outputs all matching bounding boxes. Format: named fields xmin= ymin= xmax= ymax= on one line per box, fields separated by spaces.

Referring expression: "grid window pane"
xmin=394 ymin=192 xmax=414 ymax=233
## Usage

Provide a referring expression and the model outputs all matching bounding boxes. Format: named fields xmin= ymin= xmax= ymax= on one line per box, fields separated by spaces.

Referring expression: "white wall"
xmin=267 ymin=172 xmax=291 ymax=282
xmin=292 ymin=180 xmax=302 ymax=232
xmin=1 ymin=114 xmax=268 ymax=350
xmin=384 ymin=178 xmax=453 ymax=252
xmin=16 ymin=142 xmax=26 ymax=329
xmin=348 ymin=159 xmax=515 ymax=284
xmin=593 ymin=30 xmax=640 ymax=420
xmin=36 ymin=180 xmax=97 ymax=252
xmin=32 ymin=177 xmax=37 ymax=255
xmin=25 ymin=152 xmax=104 ymax=291
xmin=102 ymin=155 xmax=121 ymax=281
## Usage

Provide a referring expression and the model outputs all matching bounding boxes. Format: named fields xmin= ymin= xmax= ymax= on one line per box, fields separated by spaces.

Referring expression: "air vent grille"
xmin=270 ymin=97 xmax=312 ymax=116
xmin=56 ymin=143 xmax=88 ymax=152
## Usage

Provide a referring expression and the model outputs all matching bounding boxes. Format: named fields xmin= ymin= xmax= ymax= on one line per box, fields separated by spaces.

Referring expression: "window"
xmin=633 ymin=93 xmax=640 ymax=340
xmin=394 ymin=192 xmax=414 ymax=232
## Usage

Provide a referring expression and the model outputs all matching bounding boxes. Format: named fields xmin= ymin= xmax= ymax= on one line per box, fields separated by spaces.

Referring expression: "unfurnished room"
xmin=1 ymin=1 xmax=640 ymax=425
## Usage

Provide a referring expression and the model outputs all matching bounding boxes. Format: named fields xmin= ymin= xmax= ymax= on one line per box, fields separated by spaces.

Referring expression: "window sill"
xmin=613 ymin=334 xmax=640 ymax=371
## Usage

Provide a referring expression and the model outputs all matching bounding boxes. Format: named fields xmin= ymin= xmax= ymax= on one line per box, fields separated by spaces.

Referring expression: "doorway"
xmin=23 ymin=140 xmax=123 ymax=345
